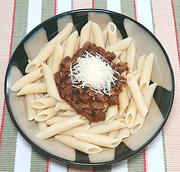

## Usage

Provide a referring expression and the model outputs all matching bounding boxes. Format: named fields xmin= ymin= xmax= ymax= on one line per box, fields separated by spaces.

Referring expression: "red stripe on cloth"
xmin=54 ymin=0 xmax=57 ymax=16
xmin=133 ymin=0 xmax=137 ymax=20
xmin=46 ymin=159 xmax=50 ymax=172
xmin=92 ymin=0 xmax=94 ymax=9
xmin=0 ymin=0 xmax=16 ymax=147
xmin=171 ymin=0 xmax=180 ymax=65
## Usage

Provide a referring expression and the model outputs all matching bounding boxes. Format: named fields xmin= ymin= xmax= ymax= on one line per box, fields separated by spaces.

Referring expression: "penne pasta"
xmin=105 ymin=105 xmax=118 ymax=123
xmin=74 ymin=131 xmax=122 ymax=148
xmin=36 ymin=116 xmax=86 ymax=139
xmin=17 ymin=83 xmax=47 ymax=96
xmin=80 ymin=21 xmax=91 ymax=48
xmin=112 ymin=50 xmax=121 ymax=64
xmin=89 ymin=21 xmax=94 ymax=43
xmin=55 ymin=135 xmax=102 ymax=155
xmin=42 ymin=63 xmax=61 ymax=100
xmin=31 ymin=97 xmax=56 ymax=109
xmin=74 ymin=36 xmax=80 ymax=52
xmin=106 ymin=37 xmax=132 ymax=52
xmin=89 ymin=119 xmax=126 ymax=134
xmin=118 ymin=87 xmax=129 ymax=116
xmin=120 ymin=50 xmax=127 ymax=62
xmin=133 ymin=70 xmax=141 ymax=82
xmin=126 ymin=42 xmax=136 ymax=72
xmin=51 ymin=42 xmax=64 ymax=74
xmin=127 ymin=73 xmax=148 ymax=116
xmin=35 ymin=107 xmax=56 ymax=122
xmin=117 ymin=128 xmax=130 ymax=139
xmin=46 ymin=116 xmax=71 ymax=125
xmin=64 ymin=31 xmax=78 ymax=58
xmin=102 ymin=26 xmax=108 ymax=47
xmin=139 ymin=53 xmax=154 ymax=90
xmin=107 ymin=130 xmax=119 ymax=138
xmin=125 ymin=98 xmax=137 ymax=128
xmin=57 ymin=110 xmax=78 ymax=117
xmin=38 ymin=122 xmax=48 ymax=131
xmin=107 ymin=22 xmax=117 ymax=46
xmin=136 ymin=55 xmax=145 ymax=73
xmin=55 ymin=101 xmax=74 ymax=111
xmin=92 ymin=22 xmax=105 ymax=48
xmin=47 ymin=54 xmax=53 ymax=69
xmin=25 ymin=94 xmax=36 ymax=120
xmin=11 ymin=67 xmax=43 ymax=92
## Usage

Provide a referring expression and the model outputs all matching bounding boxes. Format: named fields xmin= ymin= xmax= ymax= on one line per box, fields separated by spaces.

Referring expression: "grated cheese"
xmin=69 ymin=51 xmax=119 ymax=95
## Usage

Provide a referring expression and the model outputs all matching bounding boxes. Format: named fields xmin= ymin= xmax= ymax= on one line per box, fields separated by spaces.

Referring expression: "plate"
xmin=4 ymin=9 xmax=175 ymax=166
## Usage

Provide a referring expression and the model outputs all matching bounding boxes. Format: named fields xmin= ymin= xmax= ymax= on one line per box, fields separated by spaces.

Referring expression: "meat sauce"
xmin=54 ymin=42 xmax=128 ymax=122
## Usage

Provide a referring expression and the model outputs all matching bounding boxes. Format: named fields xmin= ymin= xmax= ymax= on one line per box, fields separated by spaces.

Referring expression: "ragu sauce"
xmin=54 ymin=42 xmax=128 ymax=122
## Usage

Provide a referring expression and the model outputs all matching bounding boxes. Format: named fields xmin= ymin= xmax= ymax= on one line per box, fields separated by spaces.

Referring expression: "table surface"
xmin=0 ymin=0 xmax=180 ymax=172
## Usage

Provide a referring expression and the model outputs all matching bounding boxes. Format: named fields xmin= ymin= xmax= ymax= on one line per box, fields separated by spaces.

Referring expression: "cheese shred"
xmin=69 ymin=51 xmax=118 ymax=95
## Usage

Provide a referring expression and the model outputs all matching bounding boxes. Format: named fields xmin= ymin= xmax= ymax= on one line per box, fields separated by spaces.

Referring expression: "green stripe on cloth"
xmin=30 ymin=0 xmax=53 ymax=171
xmin=94 ymin=0 xmax=107 ymax=9
xmin=30 ymin=149 xmax=47 ymax=172
xmin=174 ymin=0 xmax=180 ymax=49
xmin=0 ymin=0 xmax=28 ymax=171
xmin=128 ymin=151 xmax=144 ymax=172
xmin=95 ymin=166 xmax=111 ymax=172
xmin=121 ymin=0 xmax=134 ymax=18
xmin=41 ymin=0 xmax=54 ymax=21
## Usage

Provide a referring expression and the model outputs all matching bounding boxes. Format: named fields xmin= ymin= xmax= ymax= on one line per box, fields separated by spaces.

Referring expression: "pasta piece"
xmin=62 ymin=40 xmax=67 ymax=49
xmin=117 ymin=128 xmax=130 ymax=139
xmin=55 ymin=135 xmax=102 ymax=154
xmin=25 ymin=23 xmax=73 ymax=73
xmin=107 ymin=22 xmax=117 ymax=46
xmin=89 ymin=119 xmax=126 ymax=134
xmin=38 ymin=122 xmax=48 ymax=130
xmin=11 ymin=67 xmax=43 ymax=92
xmin=106 ymin=37 xmax=132 ymax=52
xmin=118 ymin=87 xmax=129 ymax=116
xmin=25 ymin=94 xmax=36 ymax=120
xmin=74 ymin=131 xmax=122 ymax=148
xmin=89 ymin=21 xmax=94 ymax=43
xmin=17 ymin=83 xmax=47 ymax=96
xmin=102 ymin=26 xmax=108 ymax=47
xmin=130 ymin=112 xmax=144 ymax=134
xmin=64 ymin=31 xmax=78 ymax=58
xmin=57 ymin=110 xmax=78 ymax=117
xmin=36 ymin=116 xmax=86 ymax=139
xmin=92 ymin=22 xmax=105 ymax=48
xmin=105 ymin=105 xmax=118 ymax=123
xmin=55 ymin=101 xmax=74 ymax=111
xmin=112 ymin=51 xmax=121 ymax=64
xmin=126 ymin=41 xmax=136 ymax=72
xmin=51 ymin=42 xmax=64 ymax=73
xmin=136 ymin=55 xmax=145 ymax=73
xmin=46 ymin=116 xmax=71 ymax=125
xmin=31 ymin=97 xmax=56 ymax=109
xmin=127 ymin=73 xmax=148 ymax=116
xmin=125 ymin=98 xmax=137 ymax=128
xmin=74 ymin=36 xmax=80 ymax=52
xmin=120 ymin=50 xmax=127 ymax=62
xmin=107 ymin=130 xmax=119 ymax=138
xmin=35 ymin=107 xmax=56 ymax=122
xmin=47 ymin=54 xmax=53 ymax=69
xmin=42 ymin=63 xmax=61 ymax=100
xmin=80 ymin=21 xmax=91 ymax=48
xmin=139 ymin=53 xmax=154 ymax=90
xmin=62 ymin=124 xmax=90 ymax=136
xmin=133 ymin=70 xmax=141 ymax=82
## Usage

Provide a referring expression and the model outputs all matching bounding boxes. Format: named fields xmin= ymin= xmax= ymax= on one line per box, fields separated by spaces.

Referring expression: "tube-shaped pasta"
xmin=42 ymin=63 xmax=61 ymax=100
xmin=11 ymin=67 xmax=43 ymax=92
xmin=105 ymin=105 xmax=118 ymax=123
xmin=46 ymin=116 xmax=71 ymax=125
xmin=47 ymin=54 xmax=53 ymax=69
xmin=31 ymin=97 xmax=56 ymax=109
xmin=55 ymin=135 xmax=102 ymax=155
xmin=74 ymin=131 xmax=122 ymax=148
xmin=102 ymin=27 xmax=108 ymax=47
xmin=117 ymin=128 xmax=130 ymax=139
xmin=139 ymin=53 xmax=154 ymax=90
xmin=35 ymin=107 xmax=56 ymax=122
xmin=36 ymin=116 xmax=86 ymax=139
xmin=136 ymin=55 xmax=145 ymax=73
xmin=80 ymin=21 xmax=91 ymax=47
xmin=92 ymin=22 xmax=105 ymax=48
xmin=25 ymin=94 xmax=36 ymax=120
xmin=63 ymin=124 xmax=90 ymax=136
xmin=106 ymin=37 xmax=132 ymax=52
xmin=17 ymin=83 xmax=47 ymax=96
xmin=25 ymin=23 xmax=73 ymax=73
xmin=57 ymin=110 xmax=78 ymax=117
xmin=125 ymin=98 xmax=137 ymax=128
xmin=74 ymin=36 xmax=80 ymax=52
xmin=107 ymin=130 xmax=119 ymax=138
xmin=133 ymin=70 xmax=141 ymax=82
xmin=107 ymin=22 xmax=117 ymax=46
xmin=64 ymin=31 xmax=78 ymax=58
xmin=38 ymin=122 xmax=48 ymax=130
xmin=89 ymin=21 xmax=94 ymax=43
xmin=89 ymin=119 xmax=126 ymax=134
xmin=127 ymin=73 xmax=148 ymax=116
xmin=55 ymin=101 xmax=74 ymax=111
xmin=118 ymin=87 xmax=129 ymax=116
xmin=112 ymin=51 xmax=121 ymax=64
xmin=120 ymin=50 xmax=127 ymax=62
xmin=51 ymin=42 xmax=64 ymax=74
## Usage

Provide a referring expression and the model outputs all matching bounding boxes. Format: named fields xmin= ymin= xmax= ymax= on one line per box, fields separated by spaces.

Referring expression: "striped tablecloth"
xmin=0 ymin=0 xmax=180 ymax=171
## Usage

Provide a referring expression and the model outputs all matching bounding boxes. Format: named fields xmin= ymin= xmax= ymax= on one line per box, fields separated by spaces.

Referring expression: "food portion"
xmin=55 ymin=42 xmax=128 ymax=122
xmin=11 ymin=20 xmax=157 ymax=158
